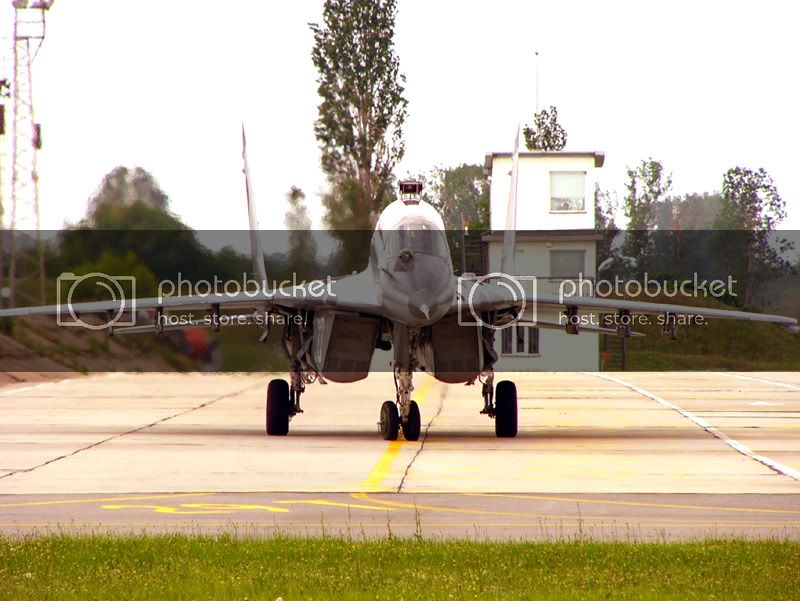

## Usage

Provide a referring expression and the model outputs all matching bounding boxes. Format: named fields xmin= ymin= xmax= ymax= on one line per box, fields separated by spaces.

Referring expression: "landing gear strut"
xmin=479 ymin=370 xmax=518 ymax=438
xmin=378 ymin=369 xmax=421 ymax=441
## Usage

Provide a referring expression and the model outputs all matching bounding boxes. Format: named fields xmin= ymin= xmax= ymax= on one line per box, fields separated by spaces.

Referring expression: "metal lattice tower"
xmin=6 ymin=0 xmax=52 ymax=307
xmin=0 ymin=3 xmax=12 ymax=308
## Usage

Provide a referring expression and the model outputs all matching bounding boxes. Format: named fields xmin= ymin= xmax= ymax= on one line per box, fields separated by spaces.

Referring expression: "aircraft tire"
xmin=379 ymin=401 xmax=400 ymax=441
xmin=402 ymin=400 xmax=421 ymax=441
xmin=495 ymin=380 xmax=518 ymax=438
xmin=266 ymin=379 xmax=290 ymax=436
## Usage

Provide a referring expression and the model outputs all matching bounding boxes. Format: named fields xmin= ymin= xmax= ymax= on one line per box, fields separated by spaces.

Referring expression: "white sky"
xmin=3 ymin=0 xmax=799 ymax=231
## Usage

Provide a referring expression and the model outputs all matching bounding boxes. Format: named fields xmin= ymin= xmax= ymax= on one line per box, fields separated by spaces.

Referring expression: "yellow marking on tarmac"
xmin=275 ymin=500 xmax=393 ymax=511
xmin=357 ymin=376 xmax=436 ymax=492
xmin=3 ymin=520 xmax=798 ymax=529
xmin=102 ymin=502 xmax=289 ymax=514
xmin=349 ymin=492 xmax=800 ymax=524
xmin=359 ymin=441 xmax=405 ymax=492
xmin=349 ymin=492 xmax=567 ymax=519
xmin=0 ymin=492 xmax=209 ymax=509
xmin=181 ymin=503 xmax=288 ymax=513
xmin=102 ymin=504 xmax=231 ymax=515
xmin=467 ymin=492 xmax=800 ymax=515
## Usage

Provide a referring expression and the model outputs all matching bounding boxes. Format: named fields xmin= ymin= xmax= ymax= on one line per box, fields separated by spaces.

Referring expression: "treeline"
xmin=27 ymin=167 xmax=348 ymax=303
xmin=596 ymin=160 xmax=796 ymax=309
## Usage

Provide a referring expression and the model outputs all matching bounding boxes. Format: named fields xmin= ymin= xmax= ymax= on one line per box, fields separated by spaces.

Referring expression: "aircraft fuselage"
xmin=369 ymin=196 xmax=454 ymax=327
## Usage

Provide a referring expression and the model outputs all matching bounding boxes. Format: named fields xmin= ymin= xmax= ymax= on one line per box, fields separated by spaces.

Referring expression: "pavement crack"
xmin=396 ymin=384 xmax=445 ymax=493
xmin=0 ymin=379 xmax=263 ymax=482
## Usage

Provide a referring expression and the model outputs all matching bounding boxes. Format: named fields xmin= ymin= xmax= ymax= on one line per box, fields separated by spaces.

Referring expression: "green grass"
xmin=214 ymin=326 xmax=289 ymax=371
xmin=1 ymin=535 xmax=798 ymax=600
xmin=617 ymin=293 xmax=800 ymax=370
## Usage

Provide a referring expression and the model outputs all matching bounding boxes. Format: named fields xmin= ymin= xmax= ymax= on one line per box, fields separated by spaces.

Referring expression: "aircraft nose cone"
xmin=408 ymin=289 xmax=435 ymax=323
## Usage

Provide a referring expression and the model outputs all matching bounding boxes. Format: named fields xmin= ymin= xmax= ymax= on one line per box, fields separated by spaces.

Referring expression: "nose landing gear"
xmin=402 ymin=399 xmax=421 ymax=441
xmin=379 ymin=400 xmax=400 ymax=440
xmin=378 ymin=368 xmax=422 ymax=441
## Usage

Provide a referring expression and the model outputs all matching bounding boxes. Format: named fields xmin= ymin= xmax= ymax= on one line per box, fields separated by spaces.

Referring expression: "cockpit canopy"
xmin=383 ymin=218 xmax=449 ymax=257
xmin=375 ymin=195 xmax=449 ymax=259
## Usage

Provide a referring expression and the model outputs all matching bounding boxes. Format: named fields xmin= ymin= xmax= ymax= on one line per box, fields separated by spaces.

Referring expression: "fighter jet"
xmin=1 ymin=128 xmax=796 ymax=440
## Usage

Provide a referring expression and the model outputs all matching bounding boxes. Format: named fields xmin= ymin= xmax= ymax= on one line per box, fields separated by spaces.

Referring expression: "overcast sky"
xmin=2 ymin=0 xmax=798 ymax=231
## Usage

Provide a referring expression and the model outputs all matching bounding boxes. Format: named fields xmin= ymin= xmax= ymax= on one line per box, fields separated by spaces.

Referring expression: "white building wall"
xmin=487 ymin=239 xmax=599 ymax=371
xmin=485 ymin=151 xmax=603 ymax=372
xmin=489 ymin=154 xmax=598 ymax=231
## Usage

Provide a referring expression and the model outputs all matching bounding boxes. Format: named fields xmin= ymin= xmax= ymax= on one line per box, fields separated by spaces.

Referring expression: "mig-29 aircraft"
xmin=1 ymin=128 xmax=796 ymax=440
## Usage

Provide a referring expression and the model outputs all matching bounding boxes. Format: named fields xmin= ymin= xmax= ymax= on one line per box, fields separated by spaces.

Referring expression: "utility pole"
xmin=0 ymin=77 xmax=8 ymax=309
xmin=8 ymin=0 xmax=52 ymax=306
xmin=0 ymin=3 xmax=12 ymax=309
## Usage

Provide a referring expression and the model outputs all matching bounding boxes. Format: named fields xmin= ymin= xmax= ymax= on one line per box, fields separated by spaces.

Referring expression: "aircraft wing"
xmin=0 ymin=271 xmax=384 ymax=329
xmin=458 ymin=278 xmax=798 ymax=327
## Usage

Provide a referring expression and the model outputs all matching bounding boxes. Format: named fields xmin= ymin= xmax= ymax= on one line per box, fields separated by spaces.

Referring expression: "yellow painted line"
xmin=102 ymin=503 xmax=289 ymax=514
xmin=349 ymin=491 xmax=800 ymax=523
xmin=275 ymin=500 xmax=393 ymax=511
xmin=467 ymin=492 xmax=800 ymax=515
xmin=357 ymin=376 xmax=436 ymax=493
xmin=102 ymin=504 xmax=232 ymax=515
xmin=181 ymin=503 xmax=288 ymax=513
xmin=349 ymin=492 xmax=565 ymax=518
xmin=2 ymin=520 xmax=797 ymax=529
xmin=359 ymin=441 xmax=405 ymax=492
xmin=0 ymin=492 xmax=210 ymax=509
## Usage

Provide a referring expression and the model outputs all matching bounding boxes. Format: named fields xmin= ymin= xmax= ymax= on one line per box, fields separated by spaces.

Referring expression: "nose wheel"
xmin=379 ymin=368 xmax=423 ymax=441
xmin=402 ymin=400 xmax=421 ymax=441
xmin=379 ymin=401 xmax=400 ymax=440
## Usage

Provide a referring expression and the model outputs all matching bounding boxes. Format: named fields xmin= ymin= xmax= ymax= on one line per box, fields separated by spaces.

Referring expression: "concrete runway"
xmin=1 ymin=371 xmax=799 ymax=539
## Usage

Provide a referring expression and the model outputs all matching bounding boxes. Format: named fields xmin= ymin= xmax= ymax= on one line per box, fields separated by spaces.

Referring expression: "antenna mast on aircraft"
xmin=535 ymin=49 xmax=539 ymax=112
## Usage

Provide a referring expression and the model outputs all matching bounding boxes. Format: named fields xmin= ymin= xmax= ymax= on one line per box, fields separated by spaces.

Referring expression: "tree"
xmin=86 ymin=166 xmax=169 ymax=224
xmin=713 ymin=166 xmax=794 ymax=305
xmin=423 ymin=164 xmax=489 ymax=231
xmin=621 ymin=159 xmax=672 ymax=274
xmin=654 ymin=192 xmax=722 ymax=231
xmin=310 ymin=0 xmax=408 ymax=234
xmin=284 ymin=186 xmax=318 ymax=279
xmin=594 ymin=184 xmax=619 ymax=268
xmin=56 ymin=166 xmax=248 ymax=284
xmin=523 ymin=106 xmax=567 ymax=151
xmin=65 ymin=250 xmax=159 ymax=301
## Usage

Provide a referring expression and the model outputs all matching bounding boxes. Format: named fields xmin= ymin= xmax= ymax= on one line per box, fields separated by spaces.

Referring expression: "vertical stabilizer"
xmin=500 ymin=126 xmax=520 ymax=276
xmin=242 ymin=124 xmax=268 ymax=286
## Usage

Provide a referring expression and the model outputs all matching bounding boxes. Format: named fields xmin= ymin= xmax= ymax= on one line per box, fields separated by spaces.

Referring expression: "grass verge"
xmin=1 ymin=534 xmax=798 ymax=600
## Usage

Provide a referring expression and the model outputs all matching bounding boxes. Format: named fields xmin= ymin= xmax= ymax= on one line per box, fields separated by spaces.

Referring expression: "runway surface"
xmin=1 ymin=371 xmax=799 ymax=539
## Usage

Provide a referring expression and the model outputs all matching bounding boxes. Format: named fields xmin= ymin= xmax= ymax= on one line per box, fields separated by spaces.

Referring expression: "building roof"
xmin=483 ymin=151 xmax=605 ymax=175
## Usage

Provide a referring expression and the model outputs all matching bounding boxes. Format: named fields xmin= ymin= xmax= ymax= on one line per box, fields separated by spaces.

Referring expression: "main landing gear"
xmin=378 ymin=369 xmax=421 ymax=441
xmin=265 ymin=370 xmax=305 ymax=436
xmin=265 ymin=369 xmax=518 ymax=439
xmin=480 ymin=371 xmax=518 ymax=438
